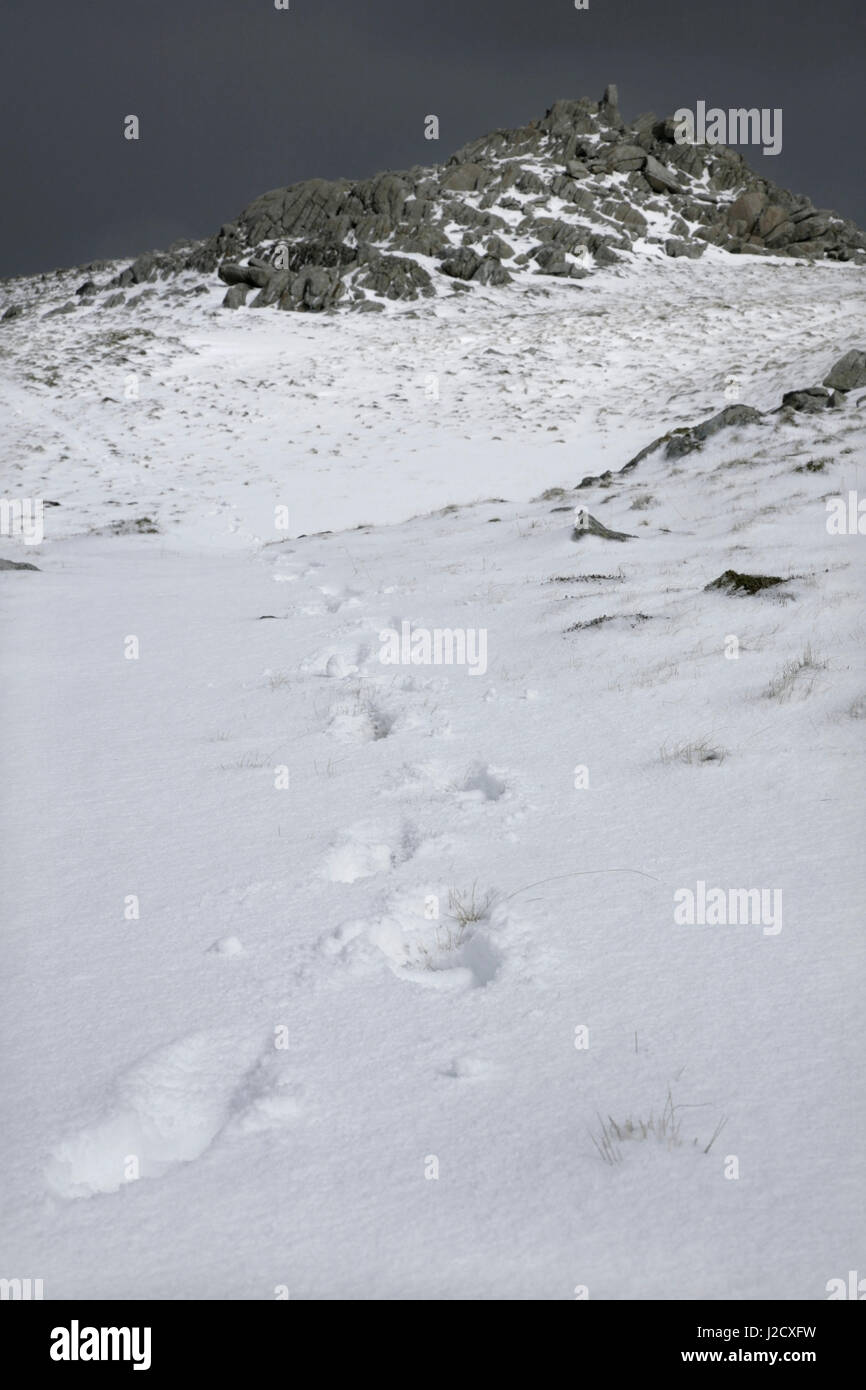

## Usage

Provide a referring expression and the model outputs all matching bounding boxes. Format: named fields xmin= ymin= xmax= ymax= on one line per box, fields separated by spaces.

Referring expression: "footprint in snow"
xmin=46 ymin=1030 xmax=303 ymax=1199
xmin=321 ymin=887 xmax=508 ymax=990
xmin=321 ymin=820 xmax=420 ymax=884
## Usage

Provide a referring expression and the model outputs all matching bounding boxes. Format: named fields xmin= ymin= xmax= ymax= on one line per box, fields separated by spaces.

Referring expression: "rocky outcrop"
xmin=7 ymin=84 xmax=860 ymax=321
xmin=576 ymin=356 xmax=862 ymax=490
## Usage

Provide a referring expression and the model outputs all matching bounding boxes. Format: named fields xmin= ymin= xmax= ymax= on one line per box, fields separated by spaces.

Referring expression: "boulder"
xmin=473 ymin=256 xmax=512 ymax=286
xmin=823 ymin=350 xmax=866 ymax=392
xmin=757 ymin=204 xmax=789 ymax=239
xmin=779 ymin=387 xmax=832 ymax=413
xmin=603 ymin=144 xmax=647 ymax=173
xmin=725 ymin=190 xmax=765 ymax=233
xmin=486 ymin=234 xmax=514 ymax=259
xmin=357 ymin=254 xmax=434 ymax=300
xmin=441 ymin=162 xmax=489 ymax=192
xmin=643 ymin=155 xmax=682 ymax=194
xmin=281 ymin=266 xmax=344 ymax=311
xmin=665 ymin=238 xmax=706 ymax=259
xmin=439 ymin=248 xmax=482 ymax=280
xmin=532 ymin=245 xmax=573 ymax=276
xmin=218 ymin=262 xmax=271 ymax=288
xmin=222 ymin=284 xmax=249 ymax=309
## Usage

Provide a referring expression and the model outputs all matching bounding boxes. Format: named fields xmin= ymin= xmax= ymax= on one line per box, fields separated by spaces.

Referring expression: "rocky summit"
xmin=6 ymin=84 xmax=864 ymax=322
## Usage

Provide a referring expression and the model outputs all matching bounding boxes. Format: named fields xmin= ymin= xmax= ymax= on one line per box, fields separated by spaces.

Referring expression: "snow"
xmin=1 ymin=251 xmax=865 ymax=1299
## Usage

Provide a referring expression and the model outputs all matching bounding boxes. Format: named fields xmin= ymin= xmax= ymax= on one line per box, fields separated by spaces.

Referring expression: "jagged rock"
xmin=516 ymin=169 xmax=547 ymax=194
xmin=473 ymin=257 xmax=512 ymax=286
xmin=643 ymin=155 xmax=681 ymax=194
xmin=222 ymin=284 xmax=250 ymax=309
xmin=356 ymin=254 xmax=434 ymax=300
xmin=565 ymin=159 xmax=589 ymax=180
xmin=823 ymin=350 xmax=866 ymax=392
xmin=439 ymin=248 xmax=482 ymax=280
xmin=280 ymin=265 xmax=344 ymax=311
xmin=665 ymin=238 xmax=706 ymax=259
xmin=2 ymin=303 xmax=24 ymax=320
xmin=532 ymin=245 xmax=573 ymax=276
xmin=391 ymin=225 xmax=449 ymax=256
xmin=251 ymin=271 xmax=291 ymax=307
xmin=102 ymin=292 xmax=125 ymax=309
xmin=598 ymin=84 xmax=622 ymax=127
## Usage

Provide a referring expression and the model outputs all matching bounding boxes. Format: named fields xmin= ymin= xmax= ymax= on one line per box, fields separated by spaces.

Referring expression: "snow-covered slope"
xmin=1 ymin=245 xmax=865 ymax=1299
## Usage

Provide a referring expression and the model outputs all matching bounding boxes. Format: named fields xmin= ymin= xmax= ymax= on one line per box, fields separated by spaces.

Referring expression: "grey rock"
xmin=779 ymin=387 xmax=832 ymax=413
xmin=612 ymin=204 xmax=648 ymax=237
xmin=2 ymin=303 xmax=24 ymax=320
xmin=222 ymin=284 xmax=250 ymax=309
xmin=251 ymin=271 xmax=291 ymax=307
xmin=486 ymin=234 xmax=514 ymax=259
xmin=472 ymin=256 xmax=512 ymax=286
xmin=281 ymin=265 xmax=344 ymax=312
xmin=218 ymin=262 xmax=270 ymax=288
xmin=823 ymin=350 xmax=866 ymax=392
xmin=725 ymin=191 xmax=766 ymax=233
xmin=531 ymin=245 xmax=573 ymax=276
xmin=665 ymin=403 xmax=764 ymax=458
xmin=643 ymin=154 xmax=681 ymax=194
xmin=603 ymin=144 xmax=647 ymax=172
xmin=516 ymin=169 xmax=548 ymax=194
xmin=763 ymin=219 xmax=797 ymax=248
xmin=441 ymin=162 xmax=489 ymax=192
xmin=357 ymin=254 xmax=434 ymax=300
xmin=665 ymin=238 xmax=706 ymax=259
xmin=439 ymin=247 xmax=482 ymax=280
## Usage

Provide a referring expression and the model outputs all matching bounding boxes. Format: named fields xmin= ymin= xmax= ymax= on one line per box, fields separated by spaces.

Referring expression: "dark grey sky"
xmin=1 ymin=0 xmax=863 ymax=278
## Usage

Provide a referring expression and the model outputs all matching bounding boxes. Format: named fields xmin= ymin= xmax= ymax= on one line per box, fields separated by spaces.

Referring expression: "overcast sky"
xmin=1 ymin=0 xmax=863 ymax=278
